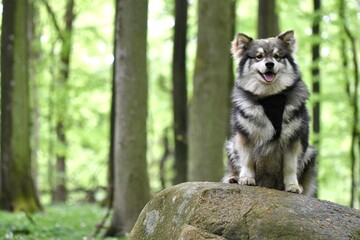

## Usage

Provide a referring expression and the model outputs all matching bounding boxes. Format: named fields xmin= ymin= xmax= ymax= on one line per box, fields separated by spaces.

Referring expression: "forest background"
xmin=0 ymin=0 xmax=359 ymax=238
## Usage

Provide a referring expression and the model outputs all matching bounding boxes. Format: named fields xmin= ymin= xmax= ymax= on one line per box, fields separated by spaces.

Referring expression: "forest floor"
xmin=0 ymin=204 xmax=127 ymax=239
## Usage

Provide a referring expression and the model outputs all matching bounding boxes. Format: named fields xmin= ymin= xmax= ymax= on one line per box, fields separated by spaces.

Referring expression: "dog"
xmin=222 ymin=30 xmax=317 ymax=197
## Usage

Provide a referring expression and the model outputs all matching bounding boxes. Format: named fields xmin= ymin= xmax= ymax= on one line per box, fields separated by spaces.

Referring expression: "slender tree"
xmin=172 ymin=0 xmax=188 ymax=185
xmin=105 ymin=0 xmax=150 ymax=236
xmin=228 ymin=0 xmax=237 ymax=136
xmin=339 ymin=0 xmax=359 ymax=208
xmin=0 ymin=0 xmax=42 ymax=212
xmin=257 ymin=0 xmax=279 ymax=38
xmin=28 ymin=0 xmax=42 ymax=204
xmin=312 ymin=0 xmax=321 ymax=153
xmin=188 ymin=0 xmax=232 ymax=182
xmin=53 ymin=0 xmax=75 ymax=203
xmin=42 ymin=0 xmax=75 ymax=203
xmin=311 ymin=0 xmax=321 ymax=199
xmin=106 ymin=0 xmax=117 ymax=207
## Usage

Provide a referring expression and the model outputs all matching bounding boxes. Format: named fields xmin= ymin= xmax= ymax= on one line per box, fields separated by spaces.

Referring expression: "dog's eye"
xmin=255 ymin=54 xmax=264 ymax=61
xmin=274 ymin=54 xmax=282 ymax=61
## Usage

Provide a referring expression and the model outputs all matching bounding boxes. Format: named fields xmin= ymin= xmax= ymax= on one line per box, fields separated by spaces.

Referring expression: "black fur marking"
xmin=237 ymin=107 xmax=250 ymax=120
xmin=300 ymin=111 xmax=310 ymax=150
xmin=238 ymin=86 xmax=255 ymax=98
xmin=233 ymin=120 xmax=250 ymax=140
xmin=284 ymin=54 xmax=298 ymax=72
xmin=236 ymin=84 xmax=258 ymax=99
xmin=284 ymin=104 xmax=306 ymax=124
xmin=238 ymin=55 xmax=250 ymax=76
xmin=259 ymin=94 xmax=287 ymax=140
xmin=289 ymin=123 xmax=307 ymax=146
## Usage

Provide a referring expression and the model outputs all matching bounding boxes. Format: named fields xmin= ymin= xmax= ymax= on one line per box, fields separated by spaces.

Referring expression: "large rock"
xmin=129 ymin=182 xmax=360 ymax=240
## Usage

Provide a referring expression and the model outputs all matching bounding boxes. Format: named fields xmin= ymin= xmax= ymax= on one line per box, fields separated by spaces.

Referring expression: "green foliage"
xmin=0 ymin=204 xmax=126 ymax=240
xmin=3 ymin=0 xmax=358 ymax=237
xmin=28 ymin=0 xmax=360 ymax=208
xmin=35 ymin=0 xmax=113 ymax=202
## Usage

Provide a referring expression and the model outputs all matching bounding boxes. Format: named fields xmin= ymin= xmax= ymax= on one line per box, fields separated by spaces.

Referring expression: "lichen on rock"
xmin=143 ymin=210 xmax=162 ymax=237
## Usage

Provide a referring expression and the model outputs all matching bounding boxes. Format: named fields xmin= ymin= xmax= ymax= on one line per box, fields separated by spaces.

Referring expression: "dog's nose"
xmin=265 ymin=62 xmax=274 ymax=69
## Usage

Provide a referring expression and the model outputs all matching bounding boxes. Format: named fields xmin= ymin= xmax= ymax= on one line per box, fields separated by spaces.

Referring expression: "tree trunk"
xmin=106 ymin=0 xmax=118 ymax=207
xmin=257 ymin=0 xmax=279 ymax=38
xmin=339 ymin=0 xmax=360 ymax=209
xmin=28 ymin=0 xmax=42 ymax=207
xmin=312 ymin=0 xmax=321 ymax=153
xmin=47 ymin=43 xmax=56 ymax=201
xmin=52 ymin=0 xmax=75 ymax=203
xmin=105 ymin=0 xmax=151 ymax=236
xmin=188 ymin=0 xmax=232 ymax=182
xmin=107 ymin=31 xmax=116 ymax=209
xmin=129 ymin=182 xmax=360 ymax=240
xmin=311 ymin=0 xmax=321 ymax=198
xmin=172 ymin=0 xmax=188 ymax=185
xmin=0 ymin=0 xmax=42 ymax=212
xmin=228 ymin=0 xmax=237 ymax=137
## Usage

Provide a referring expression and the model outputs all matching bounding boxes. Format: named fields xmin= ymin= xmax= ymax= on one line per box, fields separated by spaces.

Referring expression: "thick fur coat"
xmin=222 ymin=30 xmax=317 ymax=197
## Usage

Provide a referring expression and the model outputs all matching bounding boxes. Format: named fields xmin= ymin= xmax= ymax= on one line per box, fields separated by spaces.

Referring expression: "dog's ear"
xmin=277 ymin=30 xmax=296 ymax=53
xmin=231 ymin=33 xmax=253 ymax=59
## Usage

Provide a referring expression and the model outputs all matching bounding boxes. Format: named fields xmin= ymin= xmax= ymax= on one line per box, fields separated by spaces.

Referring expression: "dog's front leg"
xmin=283 ymin=141 xmax=303 ymax=194
xmin=235 ymin=134 xmax=256 ymax=186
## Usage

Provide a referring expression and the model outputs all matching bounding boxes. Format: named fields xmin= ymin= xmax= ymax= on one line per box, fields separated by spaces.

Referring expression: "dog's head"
xmin=231 ymin=30 xmax=299 ymax=96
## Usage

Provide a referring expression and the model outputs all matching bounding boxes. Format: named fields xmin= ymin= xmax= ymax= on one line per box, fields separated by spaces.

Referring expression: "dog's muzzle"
xmin=258 ymin=61 xmax=276 ymax=82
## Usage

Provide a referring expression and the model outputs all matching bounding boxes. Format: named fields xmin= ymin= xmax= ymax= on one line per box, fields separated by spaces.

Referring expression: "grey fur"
xmin=222 ymin=30 xmax=317 ymax=197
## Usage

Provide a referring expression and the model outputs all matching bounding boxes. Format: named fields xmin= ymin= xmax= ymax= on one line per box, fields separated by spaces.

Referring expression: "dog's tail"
xmin=300 ymin=146 xmax=317 ymax=197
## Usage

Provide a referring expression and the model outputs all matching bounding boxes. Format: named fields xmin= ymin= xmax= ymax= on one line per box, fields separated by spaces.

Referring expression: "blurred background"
xmin=0 ymin=0 xmax=359 ymax=235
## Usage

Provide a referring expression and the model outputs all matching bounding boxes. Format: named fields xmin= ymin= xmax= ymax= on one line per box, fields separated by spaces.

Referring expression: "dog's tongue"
xmin=264 ymin=72 xmax=275 ymax=82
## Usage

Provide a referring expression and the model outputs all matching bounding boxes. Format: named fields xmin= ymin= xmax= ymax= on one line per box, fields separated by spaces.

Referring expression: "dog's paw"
xmin=228 ymin=176 xmax=239 ymax=184
xmin=239 ymin=176 xmax=256 ymax=186
xmin=285 ymin=184 xmax=303 ymax=194
xmin=222 ymin=175 xmax=239 ymax=184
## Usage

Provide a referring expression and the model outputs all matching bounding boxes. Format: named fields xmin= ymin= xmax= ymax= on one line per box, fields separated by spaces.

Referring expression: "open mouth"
xmin=259 ymin=71 xmax=276 ymax=83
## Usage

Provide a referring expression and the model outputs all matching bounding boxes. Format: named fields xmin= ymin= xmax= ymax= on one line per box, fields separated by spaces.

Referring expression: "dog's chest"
xmin=259 ymin=94 xmax=287 ymax=140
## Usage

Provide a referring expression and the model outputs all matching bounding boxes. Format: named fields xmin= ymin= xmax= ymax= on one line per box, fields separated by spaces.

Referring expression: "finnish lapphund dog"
xmin=222 ymin=30 xmax=317 ymax=197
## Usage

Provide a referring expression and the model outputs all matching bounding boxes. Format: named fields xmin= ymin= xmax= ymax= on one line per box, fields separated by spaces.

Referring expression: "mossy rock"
xmin=129 ymin=182 xmax=360 ymax=240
